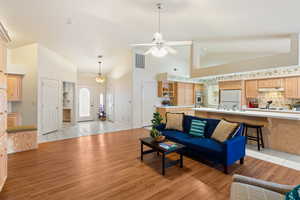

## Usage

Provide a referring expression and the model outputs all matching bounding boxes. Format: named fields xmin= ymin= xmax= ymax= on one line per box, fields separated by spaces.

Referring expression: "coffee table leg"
xmin=180 ymin=153 xmax=183 ymax=168
xmin=140 ymin=142 xmax=143 ymax=161
xmin=162 ymin=153 xmax=165 ymax=175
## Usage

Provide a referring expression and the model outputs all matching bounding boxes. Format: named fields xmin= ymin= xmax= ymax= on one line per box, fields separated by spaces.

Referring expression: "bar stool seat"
xmin=244 ymin=123 xmax=265 ymax=151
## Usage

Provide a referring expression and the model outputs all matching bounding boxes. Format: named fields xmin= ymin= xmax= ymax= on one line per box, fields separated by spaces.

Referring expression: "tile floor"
xmin=38 ymin=122 xmax=300 ymax=171
xmin=38 ymin=120 xmax=132 ymax=143
xmin=246 ymin=144 xmax=300 ymax=171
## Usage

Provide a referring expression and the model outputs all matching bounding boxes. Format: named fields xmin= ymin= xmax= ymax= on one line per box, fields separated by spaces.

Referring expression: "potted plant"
xmin=150 ymin=112 xmax=165 ymax=142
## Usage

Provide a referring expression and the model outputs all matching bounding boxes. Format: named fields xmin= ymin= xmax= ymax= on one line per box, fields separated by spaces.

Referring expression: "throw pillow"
xmin=189 ymin=119 xmax=207 ymax=137
xmin=286 ymin=185 xmax=300 ymax=200
xmin=165 ymin=112 xmax=184 ymax=131
xmin=211 ymin=120 xmax=239 ymax=142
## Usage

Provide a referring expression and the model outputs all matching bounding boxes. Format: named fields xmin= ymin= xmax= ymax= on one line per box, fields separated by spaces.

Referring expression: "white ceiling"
xmin=1 ymin=0 xmax=300 ymax=73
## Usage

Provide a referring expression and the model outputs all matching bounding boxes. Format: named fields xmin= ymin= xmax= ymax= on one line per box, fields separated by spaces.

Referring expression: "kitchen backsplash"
xmin=257 ymin=91 xmax=298 ymax=108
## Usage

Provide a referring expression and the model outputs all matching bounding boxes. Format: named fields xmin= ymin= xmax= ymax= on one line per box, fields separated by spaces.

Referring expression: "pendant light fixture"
xmin=95 ymin=55 xmax=106 ymax=84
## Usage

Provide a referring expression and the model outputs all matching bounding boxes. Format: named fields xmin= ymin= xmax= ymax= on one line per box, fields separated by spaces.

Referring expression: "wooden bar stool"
xmin=244 ymin=123 xmax=265 ymax=151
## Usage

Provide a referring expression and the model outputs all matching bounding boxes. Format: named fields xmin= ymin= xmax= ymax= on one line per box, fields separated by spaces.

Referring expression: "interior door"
xmin=106 ymin=86 xmax=114 ymax=122
xmin=41 ymin=79 xmax=59 ymax=134
xmin=142 ymin=81 xmax=160 ymax=127
xmin=78 ymin=86 xmax=94 ymax=122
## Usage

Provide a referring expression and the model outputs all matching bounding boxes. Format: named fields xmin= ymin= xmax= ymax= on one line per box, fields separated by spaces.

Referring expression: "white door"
xmin=106 ymin=86 xmax=114 ymax=122
xmin=78 ymin=86 xmax=94 ymax=121
xmin=41 ymin=79 xmax=59 ymax=134
xmin=142 ymin=81 xmax=160 ymax=127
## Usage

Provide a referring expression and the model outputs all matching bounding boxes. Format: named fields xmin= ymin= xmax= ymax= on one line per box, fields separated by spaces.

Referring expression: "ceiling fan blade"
xmin=164 ymin=46 xmax=177 ymax=54
xmin=131 ymin=43 xmax=155 ymax=47
xmin=144 ymin=47 xmax=155 ymax=55
xmin=165 ymin=41 xmax=192 ymax=46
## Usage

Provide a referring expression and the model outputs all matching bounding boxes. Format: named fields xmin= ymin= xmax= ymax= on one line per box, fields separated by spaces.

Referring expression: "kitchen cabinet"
xmin=258 ymin=78 xmax=283 ymax=88
xmin=194 ymin=84 xmax=204 ymax=92
xmin=219 ymin=80 xmax=242 ymax=90
xmin=0 ymin=39 xmax=7 ymax=192
xmin=285 ymin=77 xmax=299 ymax=99
xmin=7 ymin=74 xmax=23 ymax=101
xmin=157 ymin=81 xmax=175 ymax=98
xmin=245 ymin=80 xmax=258 ymax=98
xmin=7 ymin=112 xmax=20 ymax=128
xmin=174 ymin=82 xmax=194 ymax=106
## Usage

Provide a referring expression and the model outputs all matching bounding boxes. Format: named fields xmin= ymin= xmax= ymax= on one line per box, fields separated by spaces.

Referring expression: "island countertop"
xmin=193 ymin=107 xmax=300 ymax=120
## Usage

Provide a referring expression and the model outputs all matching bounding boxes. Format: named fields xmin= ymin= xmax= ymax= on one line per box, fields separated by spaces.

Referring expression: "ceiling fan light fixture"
xmin=151 ymin=46 xmax=168 ymax=57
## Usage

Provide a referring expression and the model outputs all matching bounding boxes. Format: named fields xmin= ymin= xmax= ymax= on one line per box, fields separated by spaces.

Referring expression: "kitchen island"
xmin=194 ymin=107 xmax=300 ymax=155
xmin=156 ymin=105 xmax=195 ymax=122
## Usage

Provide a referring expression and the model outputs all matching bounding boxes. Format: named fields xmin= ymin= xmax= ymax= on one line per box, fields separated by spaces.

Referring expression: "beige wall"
xmin=7 ymin=44 xmax=38 ymax=126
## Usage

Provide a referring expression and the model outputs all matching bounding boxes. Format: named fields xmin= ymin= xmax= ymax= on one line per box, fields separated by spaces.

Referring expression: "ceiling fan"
xmin=131 ymin=3 xmax=192 ymax=58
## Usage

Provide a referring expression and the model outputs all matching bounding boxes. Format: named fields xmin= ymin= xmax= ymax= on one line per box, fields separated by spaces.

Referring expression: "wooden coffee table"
xmin=140 ymin=137 xmax=185 ymax=175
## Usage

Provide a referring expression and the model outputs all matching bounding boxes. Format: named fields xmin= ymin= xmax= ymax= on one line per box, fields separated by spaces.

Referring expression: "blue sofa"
xmin=157 ymin=115 xmax=246 ymax=173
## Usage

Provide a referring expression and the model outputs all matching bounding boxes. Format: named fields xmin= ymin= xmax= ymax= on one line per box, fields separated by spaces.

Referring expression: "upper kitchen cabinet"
xmin=0 ymin=43 xmax=7 ymax=73
xmin=245 ymin=80 xmax=258 ymax=98
xmin=219 ymin=80 xmax=242 ymax=90
xmin=285 ymin=77 xmax=299 ymax=99
xmin=157 ymin=81 xmax=175 ymax=98
xmin=174 ymin=82 xmax=194 ymax=106
xmin=258 ymin=78 xmax=283 ymax=88
xmin=7 ymin=74 xmax=23 ymax=102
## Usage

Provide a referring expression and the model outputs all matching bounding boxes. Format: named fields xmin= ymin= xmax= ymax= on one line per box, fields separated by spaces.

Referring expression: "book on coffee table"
xmin=159 ymin=142 xmax=178 ymax=150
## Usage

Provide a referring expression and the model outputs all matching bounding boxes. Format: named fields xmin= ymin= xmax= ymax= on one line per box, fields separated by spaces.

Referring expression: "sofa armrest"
xmin=233 ymin=174 xmax=295 ymax=195
xmin=224 ymin=136 xmax=246 ymax=165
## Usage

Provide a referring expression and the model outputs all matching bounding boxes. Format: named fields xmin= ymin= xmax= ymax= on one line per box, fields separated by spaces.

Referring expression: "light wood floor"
xmin=1 ymin=128 xmax=300 ymax=200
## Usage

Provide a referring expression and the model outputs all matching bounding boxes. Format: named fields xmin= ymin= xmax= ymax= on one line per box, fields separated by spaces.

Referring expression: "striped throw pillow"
xmin=189 ymin=119 xmax=207 ymax=137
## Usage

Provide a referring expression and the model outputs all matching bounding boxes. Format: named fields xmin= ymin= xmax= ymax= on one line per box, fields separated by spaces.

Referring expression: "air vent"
xmin=135 ymin=54 xmax=145 ymax=69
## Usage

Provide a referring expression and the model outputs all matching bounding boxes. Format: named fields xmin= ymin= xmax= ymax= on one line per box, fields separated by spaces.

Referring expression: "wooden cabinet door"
xmin=0 ymin=43 xmax=7 ymax=73
xmin=176 ymin=82 xmax=185 ymax=106
xmin=245 ymin=80 xmax=258 ymax=98
xmin=184 ymin=83 xmax=194 ymax=105
xmin=7 ymin=113 xmax=19 ymax=128
xmin=157 ymin=81 xmax=163 ymax=97
xmin=285 ymin=78 xmax=298 ymax=99
xmin=258 ymin=78 xmax=283 ymax=88
xmin=0 ymin=114 xmax=6 ymax=137
xmin=0 ymin=133 xmax=7 ymax=192
xmin=0 ymin=90 xmax=7 ymax=114
xmin=219 ymin=81 xmax=242 ymax=90
xmin=7 ymin=75 xmax=22 ymax=101
xmin=0 ymin=73 xmax=6 ymax=90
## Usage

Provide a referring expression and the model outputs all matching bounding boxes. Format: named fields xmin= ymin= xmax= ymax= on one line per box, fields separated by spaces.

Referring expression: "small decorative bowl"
xmin=154 ymin=135 xmax=166 ymax=143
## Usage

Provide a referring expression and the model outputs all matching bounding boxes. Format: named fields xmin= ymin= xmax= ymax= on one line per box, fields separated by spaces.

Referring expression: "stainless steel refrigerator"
xmin=220 ymin=90 xmax=241 ymax=110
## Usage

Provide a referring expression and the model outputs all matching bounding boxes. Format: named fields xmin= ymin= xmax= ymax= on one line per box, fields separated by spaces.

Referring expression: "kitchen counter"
xmin=194 ymin=107 xmax=300 ymax=155
xmin=193 ymin=107 xmax=300 ymax=120
xmin=156 ymin=105 xmax=195 ymax=108
xmin=244 ymin=108 xmax=300 ymax=114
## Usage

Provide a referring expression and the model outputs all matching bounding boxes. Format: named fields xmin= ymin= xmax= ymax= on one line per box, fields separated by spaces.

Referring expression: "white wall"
xmin=106 ymin=51 xmax=133 ymax=125
xmin=37 ymin=44 xmax=77 ymax=133
xmin=77 ymin=72 xmax=106 ymax=121
xmin=132 ymin=46 xmax=191 ymax=128
xmin=7 ymin=43 xmax=38 ymax=126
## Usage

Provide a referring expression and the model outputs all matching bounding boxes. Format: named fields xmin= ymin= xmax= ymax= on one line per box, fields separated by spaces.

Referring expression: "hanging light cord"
xmin=157 ymin=3 xmax=161 ymax=33
xmin=98 ymin=61 xmax=102 ymax=75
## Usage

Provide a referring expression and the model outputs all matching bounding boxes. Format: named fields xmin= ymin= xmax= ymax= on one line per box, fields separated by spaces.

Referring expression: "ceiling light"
xmin=95 ymin=56 xmax=106 ymax=84
xmin=151 ymin=46 xmax=168 ymax=57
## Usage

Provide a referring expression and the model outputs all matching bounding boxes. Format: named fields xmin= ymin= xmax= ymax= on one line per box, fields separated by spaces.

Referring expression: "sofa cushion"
xmin=161 ymin=130 xmax=223 ymax=153
xmin=211 ymin=120 xmax=239 ymax=142
xmin=189 ymin=119 xmax=207 ymax=137
xmin=183 ymin=115 xmax=220 ymax=138
xmin=165 ymin=112 xmax=184 ymax=131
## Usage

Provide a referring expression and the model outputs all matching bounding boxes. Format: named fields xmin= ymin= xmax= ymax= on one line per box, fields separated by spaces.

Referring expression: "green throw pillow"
xmin=189 ymin=119 xmax=207 ymax=137
xmin=286 ymin=185 xmax=300 ymax=200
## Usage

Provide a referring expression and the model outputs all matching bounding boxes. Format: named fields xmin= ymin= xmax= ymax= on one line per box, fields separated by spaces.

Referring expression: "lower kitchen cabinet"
xmin=156 ymin=107 xmax=195 ymax=123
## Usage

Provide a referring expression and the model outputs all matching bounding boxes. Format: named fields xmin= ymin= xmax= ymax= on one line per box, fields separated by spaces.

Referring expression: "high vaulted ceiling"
xmin=1 ymin=0 xmax=300 ymax=73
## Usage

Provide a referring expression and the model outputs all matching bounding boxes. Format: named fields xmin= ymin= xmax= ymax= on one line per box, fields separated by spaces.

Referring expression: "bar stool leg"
xmin=259 ymin=128 xmax=264 ymax=148
xmin=256 ymin=128 xmax=261 ymax=151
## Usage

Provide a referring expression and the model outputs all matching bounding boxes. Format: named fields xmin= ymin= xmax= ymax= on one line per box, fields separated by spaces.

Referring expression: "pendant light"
xmin=95 ymin=56 xmax=106 ymax=84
